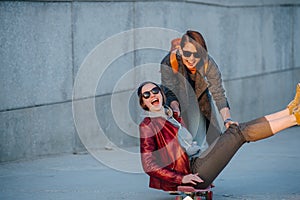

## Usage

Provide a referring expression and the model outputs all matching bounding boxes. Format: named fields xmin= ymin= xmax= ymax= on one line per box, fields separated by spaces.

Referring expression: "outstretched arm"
xmin=220 ymin=107 xmax=239 ymax=129
xmin=205 ymin=57 xmax=238 ymax=128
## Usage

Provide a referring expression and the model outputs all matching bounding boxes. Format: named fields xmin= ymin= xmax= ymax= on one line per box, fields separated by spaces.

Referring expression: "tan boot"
xmin=287 ymin=83 xmax=300 ymax=114
xmin=294 ymin=107 xmax=300 ymax=125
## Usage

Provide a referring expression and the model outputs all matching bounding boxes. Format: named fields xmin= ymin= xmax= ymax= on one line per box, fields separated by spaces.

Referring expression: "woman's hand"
xmin=220 ymin=107 xmax=239 ymax=129
xmin=224 ymin=119 xmax=239 ymax=129
xmin=182 ymin=173 xmax=204 ymax=185
xmin=170 ymin=101 xmax=180 ymax=116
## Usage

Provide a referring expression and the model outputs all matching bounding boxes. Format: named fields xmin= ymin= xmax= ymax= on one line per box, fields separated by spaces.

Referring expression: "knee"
xmin=238 ymin=123 xmax=258 ymax=142
xmin=225 ymin=124 xmax=247 ymax=142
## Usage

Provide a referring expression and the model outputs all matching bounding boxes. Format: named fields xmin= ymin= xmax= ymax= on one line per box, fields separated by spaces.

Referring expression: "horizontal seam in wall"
xmin=4 ymin=1 xmax=300 ymax=7
xmin=3 ymin=0 xmax=183 ymax=3
xmin=224 ymin=67 xmax=300 ymax=82
xmin=0 ymin=88 xmax=134 ymax=113
xmin=185 ymin=1 xmax=299 ymax=8
xmin=2 ymin=66 xmax=299 ymax=113
xmin=1 ymin=66 xmax=299 ymax=113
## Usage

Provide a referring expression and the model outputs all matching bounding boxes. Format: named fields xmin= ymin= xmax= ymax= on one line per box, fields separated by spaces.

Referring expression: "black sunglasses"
xmin=182 ymin=50 xmax=201 ymax=58
xmin=142 ymin=87 xmax=160 ymax=99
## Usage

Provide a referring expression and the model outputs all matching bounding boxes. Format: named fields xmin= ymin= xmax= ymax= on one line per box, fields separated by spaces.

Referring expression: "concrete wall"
xmin=1 ymin=0 xmax=299 ymax=162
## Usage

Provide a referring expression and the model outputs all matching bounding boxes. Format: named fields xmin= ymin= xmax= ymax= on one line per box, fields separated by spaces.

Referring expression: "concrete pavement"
xmin=0 ymin=126 xmax=300 ymax=200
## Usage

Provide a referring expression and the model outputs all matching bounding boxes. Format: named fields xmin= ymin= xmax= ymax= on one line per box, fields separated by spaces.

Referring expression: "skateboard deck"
xmin=174 ymin=185 xmax=213 ymax=200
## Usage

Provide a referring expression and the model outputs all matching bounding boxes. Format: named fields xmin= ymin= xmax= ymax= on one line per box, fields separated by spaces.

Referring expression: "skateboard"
xmin=174 ymin=185 xmax=213 ymax=200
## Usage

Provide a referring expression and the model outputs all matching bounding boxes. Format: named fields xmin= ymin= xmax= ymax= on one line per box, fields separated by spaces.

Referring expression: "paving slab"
xmin=0 ymin=126 xmax=299 ymax=200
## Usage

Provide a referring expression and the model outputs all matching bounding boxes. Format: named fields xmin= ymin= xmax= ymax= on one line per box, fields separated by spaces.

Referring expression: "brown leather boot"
xmin=294 ymin=107 xmax=300 ymax=125
xmin=287 ymin=83 xmax=300 ymax=114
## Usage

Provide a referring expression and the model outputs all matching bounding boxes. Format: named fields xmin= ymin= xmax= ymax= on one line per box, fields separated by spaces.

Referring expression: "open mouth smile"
xmin=151 ymin=98 xmax=159 ymax=105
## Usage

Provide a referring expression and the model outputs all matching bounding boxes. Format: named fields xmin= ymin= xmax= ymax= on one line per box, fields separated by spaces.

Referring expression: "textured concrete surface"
xmin=1 ymin=0 xmax=299 ymax=162
xmin=0 ymin=127 xmax=299 ymax=200
xmin=0 ymin=2 xmax=73 ymax=111
xmin=0 ymin=102 xmax=75 ymax=162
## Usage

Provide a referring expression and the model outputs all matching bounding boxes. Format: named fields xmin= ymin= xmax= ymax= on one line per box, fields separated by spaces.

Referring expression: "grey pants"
xmin=191 ymin=117 xmax=273 ymax=189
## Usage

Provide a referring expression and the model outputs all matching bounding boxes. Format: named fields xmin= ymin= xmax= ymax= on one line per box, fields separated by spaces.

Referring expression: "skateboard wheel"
xmin=206 ymin=191 xmax=213 ymax=200
xmin=175 ymin=196 xmax=183 ymax=200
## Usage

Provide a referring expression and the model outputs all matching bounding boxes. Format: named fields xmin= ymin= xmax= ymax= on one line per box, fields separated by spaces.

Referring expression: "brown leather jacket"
xmin=161 ymin=52 xmax=229 ymax=115
xmin=139 ymin=113 xmax=190 ymax=191
xmin=161 ymin=52 xmax=228 ymax=141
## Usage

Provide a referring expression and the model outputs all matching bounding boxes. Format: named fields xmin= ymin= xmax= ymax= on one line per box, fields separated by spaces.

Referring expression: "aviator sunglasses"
xmin=182 ymin=50 xmax=201 ymax=58
xmin=142 ymin=87 xmax=160 ymax=99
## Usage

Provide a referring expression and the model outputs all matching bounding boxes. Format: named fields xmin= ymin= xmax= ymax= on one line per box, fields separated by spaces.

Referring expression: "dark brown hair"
xmin=137 ymin=81 xmax=166 ymax=111
xmin=180 ymin=30 xmax=208 ymax=54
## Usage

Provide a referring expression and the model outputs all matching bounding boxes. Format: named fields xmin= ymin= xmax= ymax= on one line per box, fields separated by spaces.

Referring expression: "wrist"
xmin=224 ymin=118 xmax=232 ymax=125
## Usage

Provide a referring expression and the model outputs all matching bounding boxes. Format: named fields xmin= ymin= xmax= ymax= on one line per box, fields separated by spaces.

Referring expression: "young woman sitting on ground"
xmin=138 ymin=81 xmax=300 ymax=192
